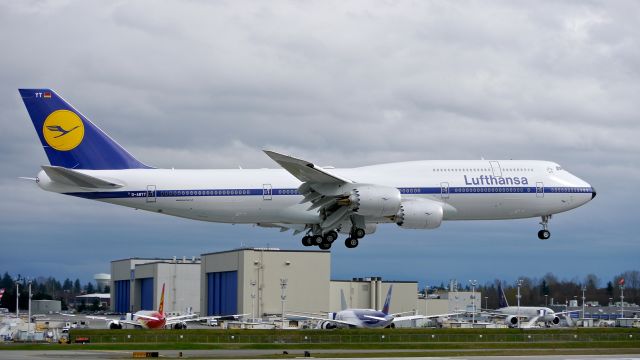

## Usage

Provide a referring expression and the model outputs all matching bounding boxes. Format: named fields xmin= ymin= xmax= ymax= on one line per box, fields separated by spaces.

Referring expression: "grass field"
xmin=2 ymin=327 xmax=639 ymax=357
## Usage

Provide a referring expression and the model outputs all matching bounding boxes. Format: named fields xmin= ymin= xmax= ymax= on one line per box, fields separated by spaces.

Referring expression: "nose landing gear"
xmin=538 ymin=215 xmax=551 ymax=240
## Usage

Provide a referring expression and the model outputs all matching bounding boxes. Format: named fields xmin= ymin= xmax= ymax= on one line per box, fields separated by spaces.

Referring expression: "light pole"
xmin=484 ymin=296 xmax=488 ymax=310
xmin=15 ymin=277 xmax=21 ymax=319
xmin=469 ymin=280 xmax=477 ymax=324
xmin=27 ymin=279 xmax=32 ymax=335
xmin=620 ymin=283 xmax=625 ymax=319
xmin=424 ymin=283 xmax=428 ymax=317
xmin=280 ymin=278 xmax=288 ymax=329
xmin=581 ymin=286 xmax=586 ymax=320
xmin=545 ymin=294 xmax=548 ymax=307
xmin=516 ymin=279 xmax=523 ymax=329
xmin=250 ymin=280 xmax=256 ymax=321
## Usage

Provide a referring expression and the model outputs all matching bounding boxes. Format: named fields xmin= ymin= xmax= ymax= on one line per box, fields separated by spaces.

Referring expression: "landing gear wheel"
xmin=324 ymin=230 xmax=338 ymax=243
xmin=345 ymin=237 xmax=359 ymax=248
xmin=353 ymin=228 xmax=366 ymax=239
xmin=319 ymin=242 xmax=332 ymax=250
xmin=311 ymin=235 xmax=324 ymax=246
xmin=538 ymin=215 xmax=551 ymax=240
xmin=538 ymin=230 xmax=551 ymax=240
xmin=301 ymin=236 xmax=312 ymax=246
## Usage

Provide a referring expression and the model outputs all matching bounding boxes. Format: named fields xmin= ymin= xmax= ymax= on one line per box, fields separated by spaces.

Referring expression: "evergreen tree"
xmin=73 ymin=279 xmax=82 ymax=294
xmin=63 ymin=278 xmax=73 ymax=291
xmin=86 ymin=282 xmax=95 ymax=294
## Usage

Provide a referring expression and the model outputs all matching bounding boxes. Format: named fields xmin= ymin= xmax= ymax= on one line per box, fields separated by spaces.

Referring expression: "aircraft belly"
xmin=444 ymin=193 xmax=576 ymax=220
xmin=104 ymin=195 xmax=319 ymax=224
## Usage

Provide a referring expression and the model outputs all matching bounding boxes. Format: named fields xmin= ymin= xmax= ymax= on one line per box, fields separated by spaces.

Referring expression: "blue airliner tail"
xmin=498 ymin=283 xmax=509 ymax=308
xmin=19 ymin=89 xmax=149 ymax=170
xmin=382 ymin=285 xmax=393 ymax=314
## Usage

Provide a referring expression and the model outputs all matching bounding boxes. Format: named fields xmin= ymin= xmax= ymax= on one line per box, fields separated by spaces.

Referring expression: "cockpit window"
xmin=556 ymin=166 xmax=562 ymax=171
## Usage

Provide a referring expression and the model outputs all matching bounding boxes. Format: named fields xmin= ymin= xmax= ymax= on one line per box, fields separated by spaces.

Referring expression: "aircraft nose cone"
xmin=591 ymin=187 xmax=597 ymax=199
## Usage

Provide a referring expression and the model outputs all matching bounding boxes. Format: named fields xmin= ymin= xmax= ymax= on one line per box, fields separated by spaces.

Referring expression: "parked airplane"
xmin=20 ymin=89 xmax=596 ymax=249
xmin=489 ymin=284 xmax=578 ymax=328
xmin=89 ymin=284 xmax=196 ymax=329
xmin=89 ymin=283 xmax=242 ymax=329
xmin=290 ymin=286 xmax=455 ymax=329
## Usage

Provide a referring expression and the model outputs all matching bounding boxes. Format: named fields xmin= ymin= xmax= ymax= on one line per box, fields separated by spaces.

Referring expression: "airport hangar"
xmin=110 ymin=248 xmax=474 ymax=320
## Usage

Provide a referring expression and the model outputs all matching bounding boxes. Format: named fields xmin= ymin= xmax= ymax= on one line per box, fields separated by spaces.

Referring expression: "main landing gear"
xmin=301 ymin=230 xmax=338 ymax=249
xmin=345 ymin=226 xmax=366 ymax=248
xmin=538 ymin=215 xmax=551 ymax=240
xmin=300 ymin=227 xmax=367 ymax=249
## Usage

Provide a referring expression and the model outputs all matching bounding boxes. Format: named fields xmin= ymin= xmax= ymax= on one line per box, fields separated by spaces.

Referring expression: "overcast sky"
xmin=0 ymin=1 xmax=638 ymax=289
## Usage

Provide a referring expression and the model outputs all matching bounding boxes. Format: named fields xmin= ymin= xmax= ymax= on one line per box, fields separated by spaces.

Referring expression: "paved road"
xmin=1 ymin=349 xmax=639 ymax=360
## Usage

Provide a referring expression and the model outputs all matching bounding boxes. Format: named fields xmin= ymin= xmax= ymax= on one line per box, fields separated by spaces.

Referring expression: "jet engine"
xmin=395 ymin=200 xmax=443 ymax=229
xmin=551 ymin=316 xmax=560 ymax=325
xmin=108 ymin=321 xmax=122 ymax=329
xmin=317 ymin=320 xmax=337 ymax=329
xmin=339 ymin=185 xmax=401 ymax=217
xmin=506 ymin=315 xmax=519 ymax=327
xmin=174 ymin=322 xmax=188 ymax=330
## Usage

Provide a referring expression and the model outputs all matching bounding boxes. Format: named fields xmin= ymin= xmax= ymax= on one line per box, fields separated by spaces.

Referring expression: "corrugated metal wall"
xmin=114 ymin=280 xmax=130 ymax=313
xmin=139 ymin=278 xmax=154 ymax=310
xmin=206 ymin=271 xmax=238 ymax=316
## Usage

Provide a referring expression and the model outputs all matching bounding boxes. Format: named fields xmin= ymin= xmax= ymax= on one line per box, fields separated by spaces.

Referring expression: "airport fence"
xmin=70 ymin=330 xmax=640 ymax=344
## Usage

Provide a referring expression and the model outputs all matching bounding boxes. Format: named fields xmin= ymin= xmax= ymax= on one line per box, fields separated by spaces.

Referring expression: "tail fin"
xmin=19 ymin=89 xmax=149 ymax=170
xmin=382 ymin=285 xmax=393 ymax=314
xmin=498 ymin=283 xmax=509 ymax=308
xmin=340 ymin=289 xmax=348 ymax=310
xmin=158 ymin=283 xmax=165 ymax=315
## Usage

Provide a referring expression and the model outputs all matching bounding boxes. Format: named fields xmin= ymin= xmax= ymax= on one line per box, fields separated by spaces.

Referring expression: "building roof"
xmin=76 ymin=293 xmax=110 ymax=299
xmin=201 ymin=247 xmax=329 ymax=256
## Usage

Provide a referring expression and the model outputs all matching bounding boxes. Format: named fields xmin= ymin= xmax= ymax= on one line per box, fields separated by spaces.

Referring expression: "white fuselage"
xmin=36 ymin=160 xmax=594 ymax=226
xmin=496 ymin=306 xmax=561 ymax=325
xmin=333 ymin=309 xmax=394 ymax=328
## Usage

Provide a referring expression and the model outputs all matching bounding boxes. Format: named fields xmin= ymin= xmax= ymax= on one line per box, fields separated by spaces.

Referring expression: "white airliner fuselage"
xmin=36 ymin=160 xmax=593 ymax=223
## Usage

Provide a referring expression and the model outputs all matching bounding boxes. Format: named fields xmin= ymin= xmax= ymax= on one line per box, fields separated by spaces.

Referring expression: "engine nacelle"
xmin=348 ymin=185 xmax=401 ymax=217
xmin=395 ymin=200 xmax=443 ymax=229
xmin=108 ymin=321 xmax=122 ymax=329
xmin=174 ymin=322 xmax=188 ymax=330
xmin=506 ymin=315 xmax=519 ymax=327
xmin=551 ymin=316 xmax=560 ymax=325
xmin=317 ymin=320 xmax=337 ymax=329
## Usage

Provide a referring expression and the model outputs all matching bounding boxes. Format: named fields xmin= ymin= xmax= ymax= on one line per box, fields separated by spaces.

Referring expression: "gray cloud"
xmin=0 ymin=0 xmax=638 ymax=283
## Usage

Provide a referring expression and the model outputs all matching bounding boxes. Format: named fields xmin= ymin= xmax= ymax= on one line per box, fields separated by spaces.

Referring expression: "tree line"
xmin=0 ymin=272 xmax=109 ymax=311
xmin=429 ymin=271 xmax=640 ymax=309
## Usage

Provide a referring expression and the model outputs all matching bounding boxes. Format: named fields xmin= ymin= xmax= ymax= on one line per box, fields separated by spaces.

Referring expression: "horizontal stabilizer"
xmin=41 ymin=165 xmax=123 ymax=189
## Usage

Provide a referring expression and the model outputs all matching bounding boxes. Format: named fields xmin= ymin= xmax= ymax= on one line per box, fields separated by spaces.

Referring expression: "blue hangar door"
xmin=139 ymin=278 xmax=154 ymax=311
xmin=114 ymin=280 xmax=130 ymax=313
xmin=207 ymin=271 xmax=238 ymax=316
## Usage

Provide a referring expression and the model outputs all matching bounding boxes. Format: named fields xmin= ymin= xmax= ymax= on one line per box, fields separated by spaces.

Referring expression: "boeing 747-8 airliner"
xmin=19 ymin=89 xmax=596 ymax=249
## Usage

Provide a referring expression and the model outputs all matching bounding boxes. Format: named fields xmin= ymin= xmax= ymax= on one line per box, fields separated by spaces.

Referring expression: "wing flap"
xmin=41 ymin=165 xmax=123 ymax=188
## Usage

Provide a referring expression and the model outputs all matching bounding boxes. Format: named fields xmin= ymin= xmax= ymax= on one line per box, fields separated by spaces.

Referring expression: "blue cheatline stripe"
xmin=64 ymin=186 xmax=595 ymax=200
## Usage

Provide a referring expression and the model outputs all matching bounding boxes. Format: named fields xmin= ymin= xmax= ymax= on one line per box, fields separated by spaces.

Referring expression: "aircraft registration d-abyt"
xmin=20 ymin=89 xmax=596 ymax=249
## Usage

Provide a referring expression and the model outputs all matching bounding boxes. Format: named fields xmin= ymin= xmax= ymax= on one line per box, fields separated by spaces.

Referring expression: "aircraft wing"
xmin=264 ymin=151 xmax=363 ymax=232
xmin=393 ymin=313 xmax=460 ymax=323
xmin=134 ymin=314 xmax=160 ymax=321
xmin=286 ymin=313 xmax=358 ymax=327
xmin=263 ymin=151 xmax=351 ymax=184
xmin=86 ymin=316 xmax=143 ymax=328
xmin=363 ymin=315 xmax=387 ymax=322
xmin=165 ymin=314 xmax=199 ymax=322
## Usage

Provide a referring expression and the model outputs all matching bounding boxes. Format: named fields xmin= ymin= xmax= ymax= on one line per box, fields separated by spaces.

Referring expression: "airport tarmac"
xmin=0 ymin=349 xmax=639 ymax=360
